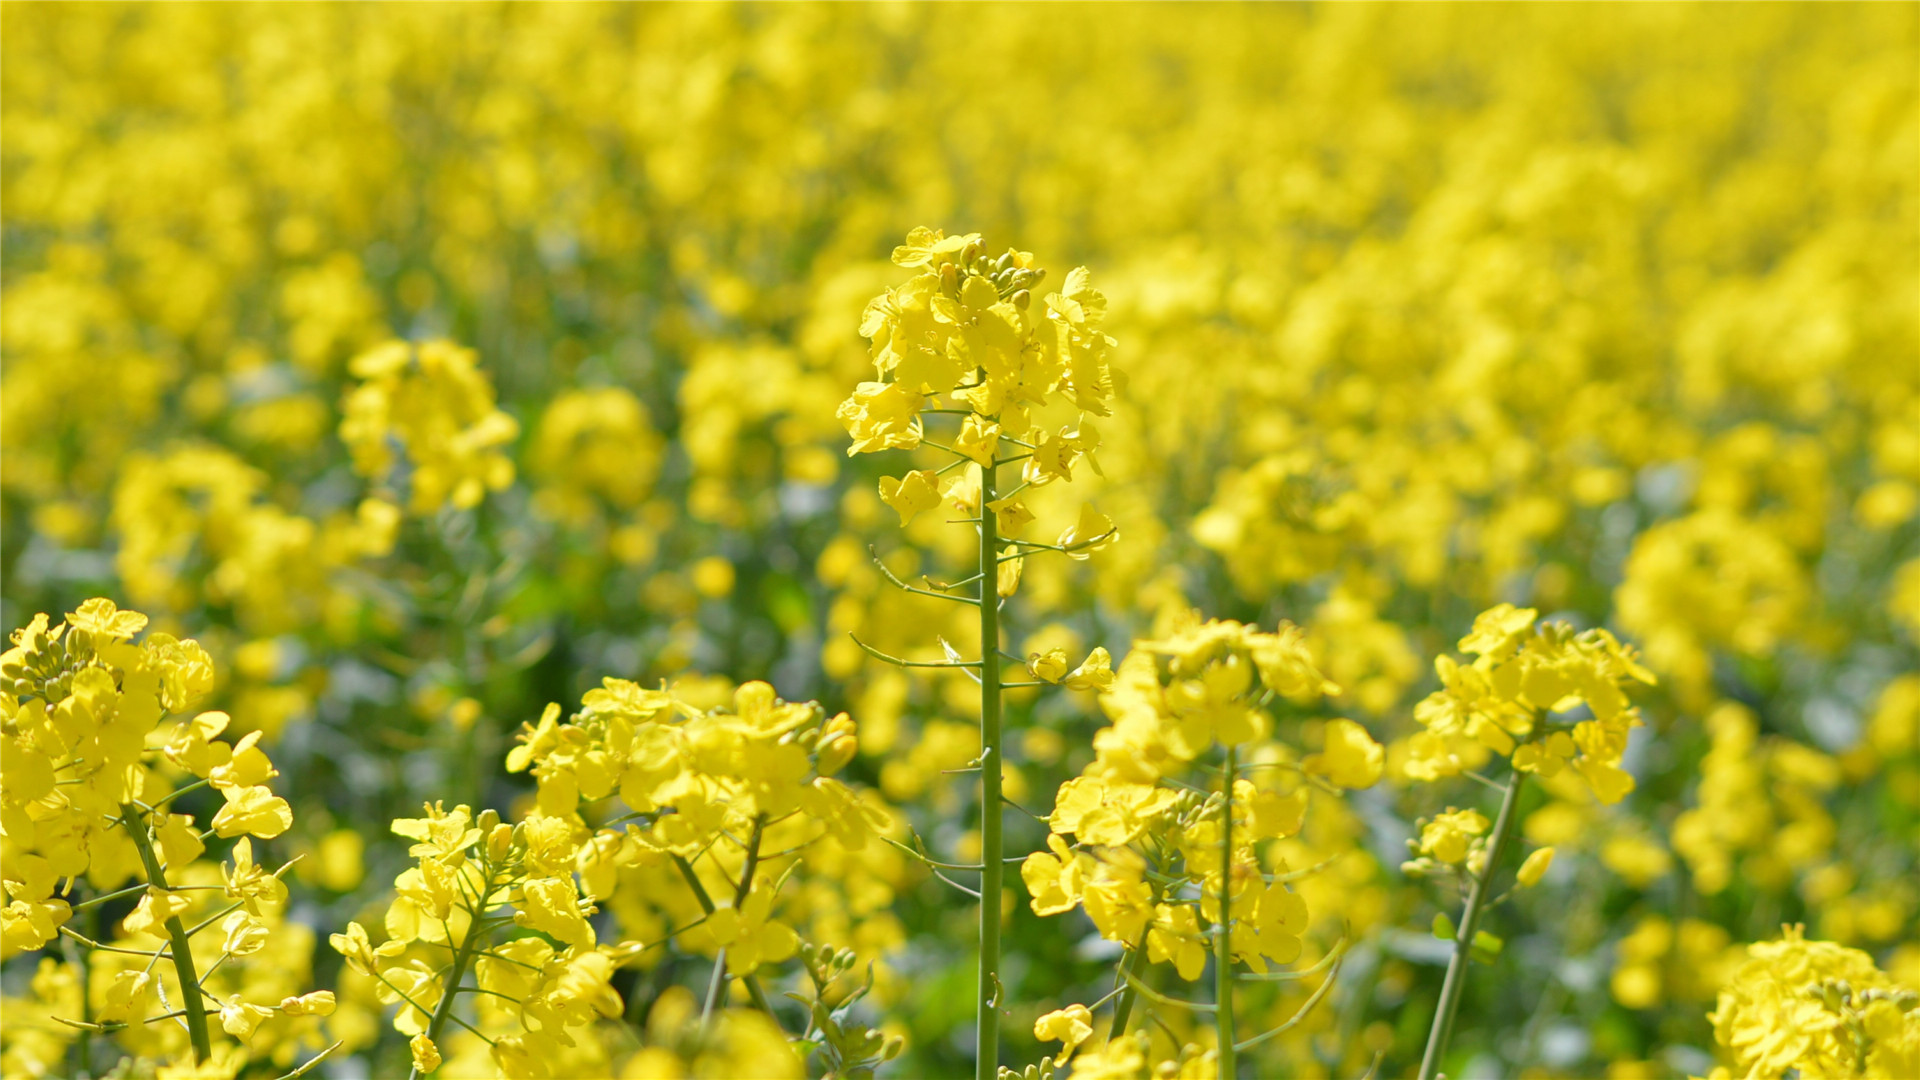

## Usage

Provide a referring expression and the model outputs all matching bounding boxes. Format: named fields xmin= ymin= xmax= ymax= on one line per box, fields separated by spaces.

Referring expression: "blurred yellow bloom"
xmin=1516 ymin=847 xmax=1555 ymax=888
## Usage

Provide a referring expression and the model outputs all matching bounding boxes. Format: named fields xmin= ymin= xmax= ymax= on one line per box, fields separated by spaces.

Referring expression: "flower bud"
xmin=488 ymin=823 xmax=514 ymax=862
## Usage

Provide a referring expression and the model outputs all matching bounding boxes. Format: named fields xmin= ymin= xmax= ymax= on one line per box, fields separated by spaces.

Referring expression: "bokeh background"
xmin=2 ymin=3 xmax=1916 ymax=1077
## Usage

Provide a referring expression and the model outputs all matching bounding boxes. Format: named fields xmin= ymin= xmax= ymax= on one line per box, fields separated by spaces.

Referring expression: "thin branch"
xmin=1233 ymin=947 xmax=1346 ymax=1053
xmin=882 ymin=833 xmax=984 ymax=872
xmin=1120 ymin=968 xmax=1216 ymax=1012
xmin=848 ymin=633 xmax=980 ymax=669
xmin=868 ymin=548 xmax=982 ymax=606
xmin=1234 ymin=934 xmax=1348 ymax=981
xmin=271 ymin=1041 xmax=345 ymax=1080
xmin=929 ymin=869 xmax=983 ymax=898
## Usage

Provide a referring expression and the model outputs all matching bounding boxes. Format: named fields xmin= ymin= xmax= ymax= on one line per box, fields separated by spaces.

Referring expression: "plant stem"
xmin=1417 ymin=769 xmax=1525 ymax=1080
xmin=669 ymin=854 xmax=781 ymax=1023
xmin=1109 ymin=936 xmax=1151 ymax=1040
xmin=62 ymin=893 xmax=96 ymax=1078
xmin=703 ymin=816 xmax=765 ymax=1025
xmin=1216 ymin=746 xmax=1237 ymax=1080
xmin=412 ymin=877 xmax=488 ymax=1080
xmin=976 ymin=456 xmax=1004 ymax=1080
xmin=120 ymin=805 xmax=211 ymax=1064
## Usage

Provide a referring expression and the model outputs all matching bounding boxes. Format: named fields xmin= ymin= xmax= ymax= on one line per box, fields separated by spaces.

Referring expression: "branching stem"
xmin=1417 ymin=769 xmax=1525 ymax=1080
xmin=1216 ymin=747 xmax=1237 ymax=1079
xmin=120 ymin=805 xmax=212 ymax=1063
xmin=975 ymin=455 xmax=1005 ymax=1080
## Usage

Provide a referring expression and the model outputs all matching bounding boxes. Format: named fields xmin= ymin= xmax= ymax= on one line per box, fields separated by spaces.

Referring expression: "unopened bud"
xmin=1012 ymin=289 xmax=1030 ymax=310
xmin=488 ymin=824 xmax=514 ymax=861
xmin=476 ymin=808 xmax=500 ymax=832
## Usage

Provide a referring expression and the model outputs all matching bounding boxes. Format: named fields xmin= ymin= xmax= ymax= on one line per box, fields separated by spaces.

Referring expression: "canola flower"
xmin=1 ymin=600 xmax=333 ymax=1076
xmin=326 ymin=678 xmax=899 ymax=1079
xmin=838 ymin=227 xmax=1120 ymax=1079
xmin=1404 ymin=604 xmax=1656 ymax=1080
xmin=0 ymin=4 xmax=1914 ymax=1077
xmin=1706 ymin=926 xmax=1920 ymax=1079
xmin=1021 ymin=614 xmax=1360 ymax=1077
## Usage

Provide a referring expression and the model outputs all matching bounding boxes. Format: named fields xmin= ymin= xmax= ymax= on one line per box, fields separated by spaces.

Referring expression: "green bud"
xmin=1432 ymin=913 xmax=1456 ymax=941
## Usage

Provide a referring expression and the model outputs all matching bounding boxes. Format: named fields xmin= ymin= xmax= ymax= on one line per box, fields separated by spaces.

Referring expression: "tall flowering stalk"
xmin=1 ymin=600 xmax=332 ymax=1075
xmin=1404 ymin=605 xmax=1656 ymax=1080
xmin=1023 ymin=616 xmax=1360 ymax=1077
xmin=837 ymin=227 xmax=1120 ymax=1078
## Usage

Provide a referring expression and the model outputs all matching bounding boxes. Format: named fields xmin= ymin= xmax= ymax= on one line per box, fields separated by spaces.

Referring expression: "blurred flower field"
xmin=1 ymin=4 xmax=1916 ymax=1079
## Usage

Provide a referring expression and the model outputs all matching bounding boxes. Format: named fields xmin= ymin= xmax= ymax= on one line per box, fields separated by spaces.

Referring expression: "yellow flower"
xmin=122 ymin=887 xmax=192 ymax=940
xmin=339 ymin=339 xmax=520 ymax=514
xmin=1303 ymin=718 xmax=1384 ymax=789
xmin=280 ymin=990 xmax=336 ymax=1017
xmin=211 ymin=784 xmax=293 ymax=839
xmin=1033 ymin=1004 xmax=1094 ymax=1060
xmin=1064 ymin=647 xmax=1116 ymax=693
xmin=1516 ymin=846 xmax=1555 ymax=888
xmin=878 ymin=470 xmax=941 ymax=526
xmin=218 ymin=995 xmax=273 ymax=1040
xmin=985 ymin=496 xmax=1034 ymax=535
xmin=1458 ymin=603 xmax=1538 ymax=660
xmin=220 ymin=910 xmax=269 ymax=956
xmin=997 ymin=545 xmax=1025 ymax=598
xmin=515 ymin=876 xmax=596 ymax=949
xmin=837 ymin=381 xmax=925 ymax=455
xmin=1512 ymin=731 xmax=1577 ymax=777
xmin=954 ymin=414 xmax=1001 ymax=466
xmin=1028 ymin=648 xmax=1069 ymax=683
xmin=1022 ymin=834 xmax=1090 ymax=916
xmin=1419 ymin=809 xmax=1490 ymax=865
xmin=1147 ymin=903 xmax=1208 ymax=980
xmin=1057 ymin=504 xmax=1116 ymax=559
xmin=97 ymin=970 xmax=152 ymax=1023
xmin=208 ymin=730 xmax=277 ymax=790
xmin=65 ymin=597 xmax=149 ymax=641
xmin=707 ymin=888 xmax=799 ymax=977
xmin=155 ymin=812 xmax=206 ymax=870
xmin=410 ymin=1034 xmax=443 ymax=1074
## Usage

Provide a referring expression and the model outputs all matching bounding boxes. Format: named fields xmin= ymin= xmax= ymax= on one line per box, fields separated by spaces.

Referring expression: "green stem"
xmin=669 ymin=854 xmax=781 ymax=1023
xmin=703 ymin=816 xmax=765 ymax=1025
xmin=62 ymin=894 xmax=96 ymax=1078
xmin=976 ymin=456 xmax=1004 ymax=1080
xmin=1417 ymin=769 xmax=1525 ymax=1080
xmin=120 ymin=805 xmax=211 ymax=1064
xmin=1216 ymin=747 xmax=1237 ymax=1080
xmin=1108 ymin=938 xmax=1151 ymax=1040
xmin=411 ymin=882 xmax=488 ymax=1080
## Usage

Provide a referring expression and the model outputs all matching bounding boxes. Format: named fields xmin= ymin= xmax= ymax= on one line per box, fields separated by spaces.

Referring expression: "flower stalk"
xmin=1417 ymin=770 xmax=1524 ymax=1080
xmin=976 ymin=455 xmax=1005 ymax=1080
xmin=120 ymin=804 xmax=213 ymax=1064
xmin=1216 ymin=746 xmax=1237 ymax=1080
xmin=412 ymin=906 xmax=485 ymax=1080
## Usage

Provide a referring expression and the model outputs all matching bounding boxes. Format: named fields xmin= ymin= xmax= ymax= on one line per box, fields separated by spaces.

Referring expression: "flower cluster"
xmin=842 ymin=227 xmax=1119 ymax=564
xmin=1708 ymin=925 xmax=1920 ymax=1079
xmin=1 ymin=6 xmax=1914 ymax=1075
xmin=330 ymin=801 xmax=636 ymax=1079
xmin=340 ymin=339 xmax=520 ymax=516
xmin=2 ymin=599 xmax=330 ymax=1075
xmin=1021 ymin=614 xmax=1361 ymax=1073
xmin=1405 ymin=604 xmax=1657 ymax=804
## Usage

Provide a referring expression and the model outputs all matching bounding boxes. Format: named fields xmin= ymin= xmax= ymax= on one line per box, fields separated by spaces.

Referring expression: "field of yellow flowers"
xmin=2 ymin=4 xmax=1917 ymax=1079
